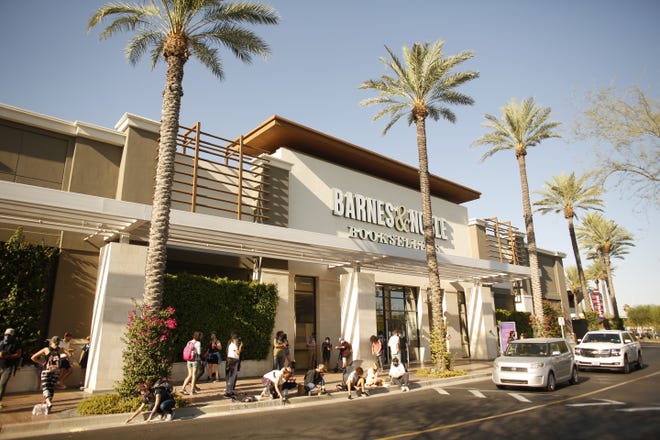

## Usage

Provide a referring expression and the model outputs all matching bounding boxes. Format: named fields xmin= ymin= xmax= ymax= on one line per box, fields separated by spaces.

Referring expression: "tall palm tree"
xmin=577 ymin=212 xmax=634 ymax=324
xmin=534 ymin=172 xmax=605 ymax=313
xmin=88 ymin=0 xmax=279 ymax=310
xmin=473 ymin=98 xmax=561 ymax=334
xmin=359 ymin=40 xmax=478 ymax=371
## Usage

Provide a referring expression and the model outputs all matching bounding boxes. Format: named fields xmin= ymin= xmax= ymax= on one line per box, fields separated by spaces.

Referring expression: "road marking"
xmin=434 ymin=388 xmax=450 ymax=395
xmin=469 ymin=390 xmax=486 ymax=398
xmin=566 ymin=398 xmax=624 ymax=407
xmin=617 ymin=406 xmax=660 ymax=412
xmin=509 ymin=393 xmax=531 ymax=403
xmin=377 ymin=370 xmax=660 ymax=440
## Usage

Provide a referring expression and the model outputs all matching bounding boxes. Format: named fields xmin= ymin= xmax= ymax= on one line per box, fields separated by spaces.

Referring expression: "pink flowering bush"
xmin=116 ymin=299 xmax=177 ymax=398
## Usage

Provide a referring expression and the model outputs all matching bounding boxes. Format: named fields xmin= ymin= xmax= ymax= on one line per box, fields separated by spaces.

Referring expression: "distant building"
xmin=0 ymin=103 xmax=567 ymax=392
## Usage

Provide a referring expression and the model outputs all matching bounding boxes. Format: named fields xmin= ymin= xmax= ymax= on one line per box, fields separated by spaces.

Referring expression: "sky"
xmin=1 ymin=1 xmax=658 ymax=311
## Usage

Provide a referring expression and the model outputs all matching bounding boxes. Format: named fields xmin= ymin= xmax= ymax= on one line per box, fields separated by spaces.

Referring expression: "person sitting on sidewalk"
xmin=125 ymin=379 xmax=176 ymax=423
xmin=303 ymin=363 xmax=327 ymax=396
xmin=261 ymin=366 xmax=293 ymax=401
xmin=346 ymin=366 xmax=368 ymax=400
xmin=365 ymin=362 xmax=383 ymax=387
xmin=388 ymin=357 xmax=410 ymax=392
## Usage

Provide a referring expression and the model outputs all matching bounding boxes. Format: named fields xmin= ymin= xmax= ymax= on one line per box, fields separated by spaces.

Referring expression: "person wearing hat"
xmin=0 ymin=328 xmax=22 ymax=409
xmin=303 ymin=363 xmax=327 ymax=396
xmin=30 ymin=336 xmax=63 ymax=414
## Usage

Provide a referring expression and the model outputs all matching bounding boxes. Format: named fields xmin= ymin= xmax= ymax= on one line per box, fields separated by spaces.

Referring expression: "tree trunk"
xmin=143 ymin=52 xmax=186 ymax=310
xmin=603 ymin=252 xmax=621 ymax=323
xmin=415 ymin=115 xmax=448 ymax=372
xmin=516 ymin=152 xmax=545 ymax=332
xmin=567 ymin=217 xmax=593 ymax=313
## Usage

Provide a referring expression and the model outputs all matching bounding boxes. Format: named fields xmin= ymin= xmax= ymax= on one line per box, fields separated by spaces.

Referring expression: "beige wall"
xmin=115 ymin=126 xmax=158 ymax=204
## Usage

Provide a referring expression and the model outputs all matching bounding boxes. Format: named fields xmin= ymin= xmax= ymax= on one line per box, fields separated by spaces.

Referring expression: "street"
xmin=41 ymin=343 xmax=659 ymax=440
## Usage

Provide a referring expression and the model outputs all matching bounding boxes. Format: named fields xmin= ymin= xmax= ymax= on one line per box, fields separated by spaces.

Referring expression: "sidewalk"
xmin=0 ymin=359 xmax=492 ymax=439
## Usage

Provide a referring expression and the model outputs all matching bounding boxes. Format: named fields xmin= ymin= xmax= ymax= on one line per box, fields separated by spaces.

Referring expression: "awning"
xmin=0 ymin=181 xmax=530 ymax=284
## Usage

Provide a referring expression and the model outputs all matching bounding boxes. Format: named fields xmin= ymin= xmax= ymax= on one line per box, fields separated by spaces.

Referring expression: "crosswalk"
xmin=433 ymin=387 xmax=543 ymax=403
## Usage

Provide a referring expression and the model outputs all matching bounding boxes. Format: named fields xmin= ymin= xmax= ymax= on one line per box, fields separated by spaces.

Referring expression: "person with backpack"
xmin=125 ymin=379 xmax=176 ymax=423
xmin=30 ymin=336 xmax=63 ymax=414
xmin=180 ymin=331 xmax=202 ymax=395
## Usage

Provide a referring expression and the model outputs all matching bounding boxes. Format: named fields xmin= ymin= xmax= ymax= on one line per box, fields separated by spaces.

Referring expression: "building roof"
xmin=241 ymin=115 xmax=481 ymax=204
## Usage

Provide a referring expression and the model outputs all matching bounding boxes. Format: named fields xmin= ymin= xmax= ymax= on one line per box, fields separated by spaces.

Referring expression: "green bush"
xmin=416 ymin=368 xmax=467 ymax=378
xmin=0 ymin=227 xmax=58 ymax=363
xmin=495 ymin=309 xmax=532 ymax=339
xmin=77 ymin=392 xmax=186 ymax=415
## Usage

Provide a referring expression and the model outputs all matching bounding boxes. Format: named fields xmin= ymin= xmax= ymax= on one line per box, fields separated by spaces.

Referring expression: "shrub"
xmin=115 ymin=301 xmax=178 ymax=399
xmin=77 ymin=392 xmax=186 ymax=415
xmin=416 ymin=368 xmax=467 ymax=378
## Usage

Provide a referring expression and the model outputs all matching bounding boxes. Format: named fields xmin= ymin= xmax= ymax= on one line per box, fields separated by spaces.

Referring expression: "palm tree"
xmin=359 ymin=40 xmax=478 ymax=371
xmin=88 ymin=0 xmax=279 ymax=310
xmin=577 ymin=212 xmax=634 ymax=324
xmin=565 ymin=265 xmax=581 ymax=308
xmin=534 ymin=172 xmax=605 ymax=313
xmin=473 ymin=98 xmax=561 ymax=335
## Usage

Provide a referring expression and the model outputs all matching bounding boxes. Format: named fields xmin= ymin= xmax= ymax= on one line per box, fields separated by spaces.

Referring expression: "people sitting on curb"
xmin=261 ymin=366 xmax=293 ymax=400
xmin=303 ymin=363 xmax=327 ymax=396
xmin=346 ymin=366 xmax=368 ymax=399
xmin=366 ymin=362 xmax=383 ymax=387
xmin=125 ymin=379 xmax=175 ymax=423
xmin=388 ymin=357 xmax=410 ymax=392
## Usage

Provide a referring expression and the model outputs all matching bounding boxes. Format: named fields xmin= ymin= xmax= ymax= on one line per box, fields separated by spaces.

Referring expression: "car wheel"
xmin=569 ymin=366 xmax=579 ymax=385
xmin=495 ymin=385 xmax=506 ymax=390
xmin=636 ymin=352 xmax=643 ymax=370
xmin=546 ymin=372 xmax=556 ymax=392
xmin=621 ymin=356 xmax=630 ymax=374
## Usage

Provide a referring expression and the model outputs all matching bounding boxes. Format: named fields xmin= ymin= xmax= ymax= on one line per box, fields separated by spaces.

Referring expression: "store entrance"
xmin=376 ymin=284 xmax=419 ymax=365
xmin=294 ymin=275 xmax=316 ymax=369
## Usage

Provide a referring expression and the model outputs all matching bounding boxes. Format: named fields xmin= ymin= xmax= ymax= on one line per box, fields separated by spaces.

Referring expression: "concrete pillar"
xmin=338 ymin=271 xmax=376 ymax=364
xmin=85 ymin=242 xmax=147 ymax=392
xmin=467 ymin=284 xmax=499 ymax=359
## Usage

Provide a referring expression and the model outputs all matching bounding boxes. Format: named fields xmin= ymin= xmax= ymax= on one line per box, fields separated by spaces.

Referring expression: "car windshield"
xmin=582 ymin=333 xmax=621 ymax=344
xmin=504 ymin=342 xmax=549 ymax=357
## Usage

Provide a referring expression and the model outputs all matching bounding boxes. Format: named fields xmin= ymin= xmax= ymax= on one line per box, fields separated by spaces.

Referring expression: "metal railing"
xmin=171 ymin=122 xmax=272 ymax=222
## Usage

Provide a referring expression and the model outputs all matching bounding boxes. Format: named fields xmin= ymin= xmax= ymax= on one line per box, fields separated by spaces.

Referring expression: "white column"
xmin=466 ymin=283 xmax=499 ymax=359
xmin=85 ymin=242 xmax=147 ymax=393
xmin=338 ymin=271 xmax=376 ymax=365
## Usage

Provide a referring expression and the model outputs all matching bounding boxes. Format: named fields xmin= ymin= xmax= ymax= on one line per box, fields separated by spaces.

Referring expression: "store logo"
xmin=331 ymin=188 xmax=448 ymax=245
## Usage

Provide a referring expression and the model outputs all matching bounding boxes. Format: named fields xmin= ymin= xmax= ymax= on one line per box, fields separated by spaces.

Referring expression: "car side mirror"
xmin=576 ymin=339 xmax=582 ymax=343
xmin=551 ymin=351 xmax=560 ymax=356
xmin=624 ymin=339 xmax=632 ymax=343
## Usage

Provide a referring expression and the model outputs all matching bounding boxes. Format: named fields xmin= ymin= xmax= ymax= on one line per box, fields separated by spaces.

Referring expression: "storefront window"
xmin=376 ymin=284 xmax=419 ymax=363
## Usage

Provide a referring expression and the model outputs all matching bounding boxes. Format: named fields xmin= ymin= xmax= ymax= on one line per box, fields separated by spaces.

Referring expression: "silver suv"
xmin=574 ymin=330 xmax=643 ymax=373
xmin=492 ymin=338 xmax=579 ymax=391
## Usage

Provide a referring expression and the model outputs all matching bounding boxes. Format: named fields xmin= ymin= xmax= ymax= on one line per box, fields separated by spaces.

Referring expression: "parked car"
xmin=492 ymin=338 xmax=579 ymax=391
xmin=574 ymin=330 xmax=643 ymax=373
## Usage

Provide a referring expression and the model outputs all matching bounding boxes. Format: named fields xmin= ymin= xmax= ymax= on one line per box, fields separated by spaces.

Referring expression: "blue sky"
xmin=1 ymin=1 xmax=658 ymax=311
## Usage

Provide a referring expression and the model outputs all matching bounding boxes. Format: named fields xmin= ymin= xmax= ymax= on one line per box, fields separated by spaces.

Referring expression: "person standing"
xmin=180 ymin=331 xmax=202 ymax=395
xmin=306 ymin=332 xmax=317 ymax=368
xmin=78 ymin=336 xmax=90 ymax=390
xmin=272 ymin=330 xmax=286 ymax=370
xmin=399 ymin=331 xmax=409 ymax=370
xmin=30 ymin=336 xmax=62 ymax=414
xmin=57 ymin=332 xmax=74 ymax=389
xmin=335 ymin=338 xmax=352 ymax=372
xmin=224 ymin=331 xmax=243 ymax=399
xmin=0 ymin=328 xmax=22 ymax=409
xmin=387 ymin=330 xmax=400 ymax=363
xmin=370 ymin=334 xmax=384 ymax=371
xmin=321 ymin=336 xmax=332 ymax=366
xmin=205 ymin=331 xmax=222 ymax=382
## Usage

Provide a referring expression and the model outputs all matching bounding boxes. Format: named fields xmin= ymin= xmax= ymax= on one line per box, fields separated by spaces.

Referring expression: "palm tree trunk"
xmin=516 ymin=152 xmax=545 ymax=332
xmin=603 ymin=252 xmax=622 ymax=324
xmin=143 ymin=52 xmax=186 ymax=310
xmin=415 ymin=115 xmax=448 ymax=372
xmin=567 ymin=218 xmax=593 ymax=313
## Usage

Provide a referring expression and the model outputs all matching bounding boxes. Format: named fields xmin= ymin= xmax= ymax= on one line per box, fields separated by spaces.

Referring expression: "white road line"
xmin=509 ymin=393 xmax=531 ymax=403
xmin=566 ymin=398 xmax=625 ymax=407
xmin=469 ymin=390 xmax=486 ymax=398
xmin=617 ymin=406 xmax=660 ymax=412
xmin=434 ymin=388 xmax=450 ymax=395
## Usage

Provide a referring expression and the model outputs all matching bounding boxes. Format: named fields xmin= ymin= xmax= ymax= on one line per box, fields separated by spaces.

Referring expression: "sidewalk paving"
xmin=0 ymin=359 xmax=493 ymax=439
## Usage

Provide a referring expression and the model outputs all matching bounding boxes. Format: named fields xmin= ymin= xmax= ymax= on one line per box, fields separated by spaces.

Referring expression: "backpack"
xmin=183 ymin=340 xmax=196 ymax=361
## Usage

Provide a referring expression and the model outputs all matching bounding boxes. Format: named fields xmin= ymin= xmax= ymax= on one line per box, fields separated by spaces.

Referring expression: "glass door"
xmin=294 ymin=276 xmax=316 ymax=370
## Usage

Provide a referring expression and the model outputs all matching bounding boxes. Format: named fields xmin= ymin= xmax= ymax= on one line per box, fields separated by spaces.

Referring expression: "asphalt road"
xmin=40 ymin=342 xmax=660 ymax=440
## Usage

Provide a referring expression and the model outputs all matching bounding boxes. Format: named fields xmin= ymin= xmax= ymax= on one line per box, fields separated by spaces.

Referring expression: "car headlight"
xmin=529 ymin=362 xmax=545 ymax=369
xmin=574 ymin=348 xmax=582 ymax=355
xmin=610 ymin=349 xmax=621 ymax=356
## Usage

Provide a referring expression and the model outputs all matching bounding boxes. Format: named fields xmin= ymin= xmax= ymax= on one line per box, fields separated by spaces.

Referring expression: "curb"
xmin=0 ymin=371 xmax=492 ymax=439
